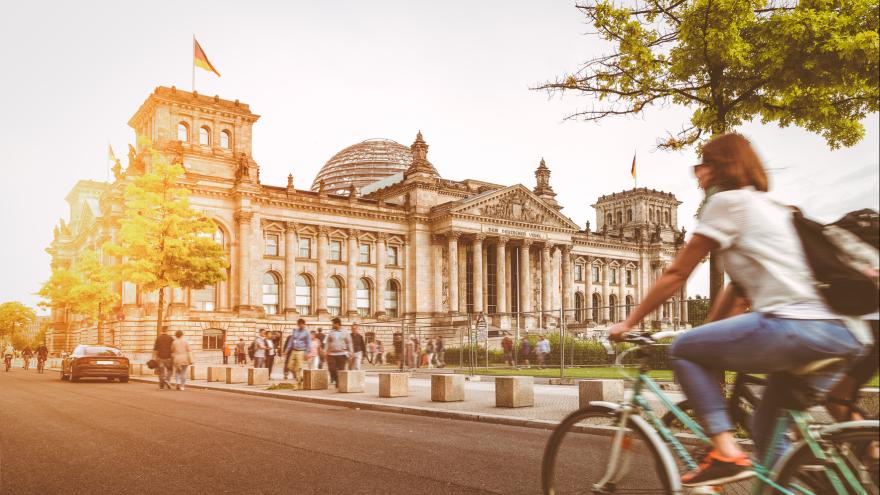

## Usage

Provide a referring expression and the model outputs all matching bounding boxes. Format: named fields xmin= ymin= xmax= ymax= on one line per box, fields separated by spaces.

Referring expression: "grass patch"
xmin=461 ymin=367 xmax=675 ymax=381
xmin=266 ymin=383 xmax=299 ymax=391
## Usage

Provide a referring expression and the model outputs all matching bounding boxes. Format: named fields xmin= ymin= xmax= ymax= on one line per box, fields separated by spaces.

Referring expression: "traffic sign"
xmin=475 ymin=312 xmax=488 ymax=342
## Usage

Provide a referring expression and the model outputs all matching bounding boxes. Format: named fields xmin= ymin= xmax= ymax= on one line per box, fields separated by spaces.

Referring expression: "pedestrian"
xmin=375 ymin=340 xmax=385 ymax=365
xmin=435 ymin=336 xmax=445 ymax=368
xmin=519 ymin=336 xmax=531 ymax=368
xmin=315 ymin=328 xmax=326 ymax=368
xmin=236 ymin=338 xmax=246 ymax=365
xmin=501 ymin=335 xmax=514 ymax=366
xmin=425 ymin=339 xmax=435 ymax=369
xmin=171 ymin=330 xmax=193 ymax=391
xmin=282 ymin=331 xmax=294 ymax=380
xmin=367 ymin=339 xmax=377 ymax=365
xmin=265 ymin=332 xmax=277 ymax=377
xmin=608 ymin=133 xmax=867 ymax=485
xmin=349 ymin=323 xmax=366 ymax=370
xmin=404 ymin=337 xmax=415 ymax=368
xmin=307 ymin=331 xmax=321 ymax=369
xmin=152 ymin=326 xmax=174 ymax=390
xmin=253 ymin=330 xmax=267 ymax=369
xmin=285 ymin=319 xmax=310 ymax=388
xmin=324 ymin=318 xmax=352 ymax=385
xmin=222 ymin=343 xmax=230 ymax=365
xmin=536 ymin=335 xmax=550 ymax=368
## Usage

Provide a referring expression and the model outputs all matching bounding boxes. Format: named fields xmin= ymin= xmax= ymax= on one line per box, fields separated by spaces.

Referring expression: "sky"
xmin=1 ymin=0 xmax=877 ymax=314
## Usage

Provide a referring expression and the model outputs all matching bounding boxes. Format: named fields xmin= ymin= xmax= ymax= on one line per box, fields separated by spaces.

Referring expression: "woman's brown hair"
xmin=701 ymin=133 xmax=769 ymax=192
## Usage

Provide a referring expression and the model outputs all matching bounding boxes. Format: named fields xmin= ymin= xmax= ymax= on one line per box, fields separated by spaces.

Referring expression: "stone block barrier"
xmin=578 ymin=379 xmax=624 ymax=408
xmin=248 ymin=367 xmax=269 ymax=386
xmin=431 ymin=374 xmax=464 ymax=402
xmin=207 ymin=366 xmax=227 ymax=382
xmin=378 ymin=372 xmax=409 ymax=398
xmin=304 ymin=369 xmax=329 ymax=390
xmin=226 ymin=367 xmax=247 ymax=384
xmin=337 ymin=370 xmax=365 ymax=393
xmin=495 ymin=376 xmax=534 ymax=408
xmin=189 ymin=365 xmax=208 ymax=381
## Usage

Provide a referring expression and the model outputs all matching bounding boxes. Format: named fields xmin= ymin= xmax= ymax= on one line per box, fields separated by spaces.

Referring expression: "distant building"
xmin=46 ymin=86 xmax=689 ymax=360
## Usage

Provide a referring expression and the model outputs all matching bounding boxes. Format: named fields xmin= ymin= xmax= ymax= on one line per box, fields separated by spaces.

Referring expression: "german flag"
xmin=631 ymin=152 xmax=637 ymax=179
xmin=193 ymin=38 xmax=221 ymax=77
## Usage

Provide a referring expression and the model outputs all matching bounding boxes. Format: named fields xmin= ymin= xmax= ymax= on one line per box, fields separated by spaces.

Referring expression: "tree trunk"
xmin=97 ymin=302 xmax=103 ymax=345
xmin=156 ymin=288 xmax=165 ymax=337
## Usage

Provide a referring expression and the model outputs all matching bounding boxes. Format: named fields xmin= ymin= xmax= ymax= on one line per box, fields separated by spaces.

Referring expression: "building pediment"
xmin=438 ymin=185 xmax=579 ymax=231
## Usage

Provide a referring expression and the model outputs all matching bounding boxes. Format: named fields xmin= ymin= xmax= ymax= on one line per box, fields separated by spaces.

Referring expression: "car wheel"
xmin=106 ymin=377 xmax=115 ymax=382
xmin=70 ymin=374 xmax=79 ymax=382
xmin=60 ymin=369 xmax=68 ymax=381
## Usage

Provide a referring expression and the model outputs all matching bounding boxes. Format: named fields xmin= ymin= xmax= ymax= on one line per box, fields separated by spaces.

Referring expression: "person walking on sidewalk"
xmin=425 ymin=339 xmax=435 ymax=369
xmin=235 ymin=338 xmax=246 ymax=365
xmin=307 ymin=331 xmax=321 ymax=369
xmin=501 ymin=335 xmax=514 ymax=366
xmin=535 ymin=335 xmax=550 ymax=368
xmin=285 ymin=319 xmax=310 ymax=387
xmin=435 ymin=336 xmax=445 ymax=368
xmin=325 ymin=318 xmax=352 ymax=385
xmin=253 ymin=330 xmax=267 ymax=369
xmin=349 ymin=323 xmax=366 ymax=370
xmin=152 ymin=326 xmax=174 ymax=390
xmin=315 ymin=328 xmax=326 ymax=369
xmin=366 ymin=339 xmax=377 ymax=365
xmin=222 ymin=343 xmax=230 ymax=365
xmin=265 ymin=332 xmax=277 ymax=376
xmin=519 ymin=336 xmax=532 ymax=368
xmin=171 ymin=330 xmax=193 ymax=390
xmin=375 ymin=339 xmax=385 ymax=365
xmin=282 ymin=331 xmax=294 ymax=380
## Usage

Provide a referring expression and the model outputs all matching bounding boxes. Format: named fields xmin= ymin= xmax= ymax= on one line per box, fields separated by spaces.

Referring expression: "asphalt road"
xmin=2 ymin=369 xmax=560 ymax=494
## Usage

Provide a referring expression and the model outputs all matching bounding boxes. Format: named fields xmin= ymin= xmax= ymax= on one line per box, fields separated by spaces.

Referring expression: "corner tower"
xmin=592 ymin=188 xmax=682 ymax=241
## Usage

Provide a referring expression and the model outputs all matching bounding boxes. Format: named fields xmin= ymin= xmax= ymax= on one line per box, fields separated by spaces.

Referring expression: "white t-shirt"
xmin=694 ymin=188 xmax=839 ymax=320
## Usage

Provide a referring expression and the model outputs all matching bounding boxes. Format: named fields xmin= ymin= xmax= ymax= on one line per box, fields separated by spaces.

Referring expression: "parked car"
xmin=61 ymin=345 xmax=129 ymax=383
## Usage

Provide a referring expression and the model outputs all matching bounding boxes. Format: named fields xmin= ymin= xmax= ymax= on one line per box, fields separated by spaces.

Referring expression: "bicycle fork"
xmin=595 ymin=405 xmax=636 ymax=491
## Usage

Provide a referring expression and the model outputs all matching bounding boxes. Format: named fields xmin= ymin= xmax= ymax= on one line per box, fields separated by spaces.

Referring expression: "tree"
xmin=105 ymin=137 xmax=229 ymax=336
xmin=537 ymin=0 xmax=879 ymax=299
xmin=0 ymin=302 xmax=36 ymax=342
xmin=70 ymin=251 xmax=119 ymax=345
xmin=38 ymin=266 xmax=80 ymax=350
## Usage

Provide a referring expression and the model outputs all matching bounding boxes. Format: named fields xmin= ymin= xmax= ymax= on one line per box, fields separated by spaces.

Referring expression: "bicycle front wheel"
xmin=542 ymin=405 xmax=675 ymax=494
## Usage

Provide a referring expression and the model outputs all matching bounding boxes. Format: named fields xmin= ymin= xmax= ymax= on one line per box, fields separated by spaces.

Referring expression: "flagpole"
xmin=192 ymin=35 xmax=196 ymax=92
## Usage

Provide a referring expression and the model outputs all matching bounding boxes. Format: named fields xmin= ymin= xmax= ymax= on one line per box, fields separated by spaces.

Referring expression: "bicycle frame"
xmin=603 ymin=342 xmax=868 ymax=495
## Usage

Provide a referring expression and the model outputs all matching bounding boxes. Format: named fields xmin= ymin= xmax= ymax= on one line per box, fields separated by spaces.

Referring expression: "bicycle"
xmin=541 ymin=331 xmax=879 ymax=494
xmin=22 ymin=356 xmax=31 ymax=371
xmin=37 ymin=356 xmax=46 ymax=374
xmin=4 ymin=354 xmax=11 ymax=372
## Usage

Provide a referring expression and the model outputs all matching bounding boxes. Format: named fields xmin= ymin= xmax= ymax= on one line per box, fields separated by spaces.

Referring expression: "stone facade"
xmin=46 ymin=86 xmax=688 ymax=360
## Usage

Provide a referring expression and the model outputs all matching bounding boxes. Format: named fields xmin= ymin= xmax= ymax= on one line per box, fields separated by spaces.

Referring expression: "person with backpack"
xmin=236 ymin=338 xmax=246 ymax=366
xmin=324 ymin=318 xmax=352 ymax=386
xmin=252 ymin=330 xmax=267 ymax=369
xmin=608 ymin=133 xmax=868 ymax=488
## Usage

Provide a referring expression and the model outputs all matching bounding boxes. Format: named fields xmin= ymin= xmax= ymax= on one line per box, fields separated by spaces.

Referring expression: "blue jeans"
xmin=669 ymin=313 xmax=864 ymax=460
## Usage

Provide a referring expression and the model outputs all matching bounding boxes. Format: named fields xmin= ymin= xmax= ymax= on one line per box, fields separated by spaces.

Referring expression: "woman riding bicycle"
xmin=609 ymin=133 xmax=869 ymax=488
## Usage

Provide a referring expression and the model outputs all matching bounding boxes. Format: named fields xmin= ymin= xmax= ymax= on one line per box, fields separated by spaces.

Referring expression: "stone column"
xmin=519 ymin=240 xmax=532 ymax=315
xmin=433 ymin=238 xmax=444 ymax=314
xmin=617 ymin=262 xmax=626 ymax=322
xmin=472 ymin=235 xmax=485 ymax=313
xmin=447 ymin=232 xmax=460 ymax=315
xmin=561 ymin=245 xmax=572 ymax=320
xmin=375 ymin=233 xmax=387 ymax=317
xmin=601 ymin=264 xmax=610 ymax=322
xmin=235 ymin=210 xmax=253 ymax=310
xmin=585 ymin=258 xmax=593 ymax=321
xmin=541 ymin=244 xmax=552 ymax=319
xmin=316 ymin=227 xmax=329 ymax=316
xmin=495 ymin=237 xmax=508 ymax=314
xmin=458 ymin=242 xmax=468 ymax=314
xmin=284 ymin=222 xmax=298 ymax=317
xmin=347 ymin=229 xmax=359 ymax=316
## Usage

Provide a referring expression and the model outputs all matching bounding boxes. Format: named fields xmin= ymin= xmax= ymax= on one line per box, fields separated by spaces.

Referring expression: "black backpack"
xmin=792 ymin=208 xmax=879 ymax=316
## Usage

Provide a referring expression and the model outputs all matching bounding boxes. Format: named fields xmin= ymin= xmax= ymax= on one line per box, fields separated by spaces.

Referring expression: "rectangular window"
xmin=386 ymin=246 xmax=399 ymax=266
xmin=295 ymin=281 xmax=311 ymax=315
xmin=356 ymin=285 xmax=370 ymax=317
xmin=330 ymin=240 xmax=342 ymax=261
xmin=610 ymin=268 xmax=618 ymax=284
xmin=299 ymin=238 xmax=312 ymax=258
xmin=574 ymin=264 xmax=583 ymax=282
xmin=190 ymin=286 xmax=216 ymax=311
xmin=626 ymin=269 xmax=633 ymax=286
xmin=327 ymin=286 xmax=341 ymax=316
xmin=592 ymin=266 xmax=600 ymax=283
xmin=359 ymin=244 xmax=370 ymax=263
xmin=265 ymin=234 xmax=279 ymax=256
xmin=384 ymin=287 xmax=398 ymax=318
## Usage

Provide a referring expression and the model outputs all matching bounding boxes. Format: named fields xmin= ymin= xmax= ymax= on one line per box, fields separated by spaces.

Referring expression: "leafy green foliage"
xmin=539 ymin=0 xmax=879 ymax=149
xmin=0 ymin=301 xmax=36 ymax=339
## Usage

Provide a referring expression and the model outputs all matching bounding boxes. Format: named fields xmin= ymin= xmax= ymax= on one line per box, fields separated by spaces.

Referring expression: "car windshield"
xmin=76 ymin=346 xmax=122 ymax=357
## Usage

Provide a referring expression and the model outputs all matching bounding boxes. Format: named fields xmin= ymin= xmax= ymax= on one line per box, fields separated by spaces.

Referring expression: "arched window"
xmin=262 ymin=272 xmax=280 ymax=315
xmin=625 ymin=295 xmax=634 ymax=317
xmin=609 ymin=294 xmax=618 ymax=322
xmin=649 ymin=209 xmax=654 ymax=222
xmin=574 ymin=292 xmax=585 ymax=323
xmin=616 ymin=211 xmax=623 ymax=225
xmin=295 ymin=274 xmax=312 ymax=315
xmin=627 ymin=208 xmax=633 ymax=222
xmin=220 ymin=130 xmax=231 ymax=149
xmin=203 ymin=328 xmax=225 ymax=350
xmin=606 ymin=212 xmax=613 ymax=227
xmin=385 ymin=280 xmax=400 ymax=318
xmin=327 ymin=277 xmax=342 ymax=316
xmin=356 ymin=278 xmax=371 ymax=317
xmin=191 ymin=227 xmax=225 ymax=311
xmin=177 ymin=122 xmax=189 ymax=142
xmin=665 ymin=211 xmax=671 ymax=224
xmin=591 ymin=293 xmax=601 ymax=321
xmin=199 ymin=126 xmax=211 ymax=146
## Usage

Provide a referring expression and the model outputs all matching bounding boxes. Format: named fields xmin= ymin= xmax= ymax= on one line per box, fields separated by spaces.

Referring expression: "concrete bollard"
xmin=248 ymin=367 xmax=269 ymax=386
xmin=495 ymin=376 xmax=534 ymax=408
xmin=578 ymin=379 xmax=624 ymax=408
xmin=207 ymin=366 xmax=227 ymax=382
xmin=303 ymin=369 xmax=329 ymax=390
xmin=189 ymin=365 xmax=208 ymax=381
xmin=378 ymin=372 xmax=409 ymax=398
xmin=226 ymin=366 xmax=248 ymax=384
xmin=431 ymin=374 xmax=465 ymax=402
xmin=337 ymin=370 xmax=366 ymax=393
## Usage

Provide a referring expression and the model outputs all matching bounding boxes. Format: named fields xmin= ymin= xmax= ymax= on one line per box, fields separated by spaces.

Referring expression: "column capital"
xmin=285 ymin=221 xmax=298 ymax=233
xmin=447 ymin=230 xmax=462 ymax=240
xmin=497 ymin=236 xmax=510 ymax=244
xmin=234 ymin=210 xmax=253 ymax=224
xmin=376 ymin=231 xmax=388 ymax=241
xmin=541 ymin=243 xmax=552 ymax=253
xmin=472 ymin=234 xmax=486 ymax=243
xmin=521 ymin=238 xmax=533 ymax=248
xmin=317 ymin=225 xmax=330 ymax=238
xmin=348 ymin=228 xmax=361 ymax=238
xmin=560 ymin=244 xmax=572 ymax=254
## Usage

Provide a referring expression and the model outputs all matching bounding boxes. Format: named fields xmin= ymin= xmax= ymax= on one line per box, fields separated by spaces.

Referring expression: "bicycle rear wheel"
xmin=542 ymin=405 xmax=674 ymax=494
xmin=766 ymin=422 xmax=879 ymax=495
